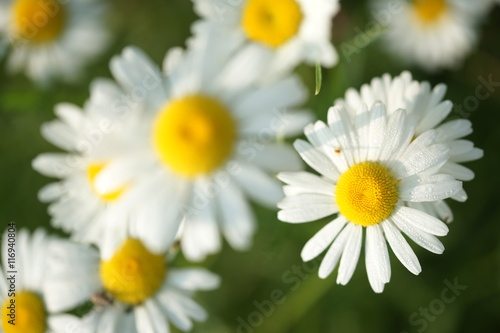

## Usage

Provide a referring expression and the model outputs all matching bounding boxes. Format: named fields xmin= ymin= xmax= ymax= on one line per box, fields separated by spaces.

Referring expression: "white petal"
xmin=278 ymin=171 xmax=334 ymax=196
xmin=97 ymin=307 xmax=122 ymax=333
xmin=43 ymin=241 xmax=101 ymax=312
xmin=353 ymin=103 xmax=371 ymax=163
xmin=27 ymin=228 xmax=48 ymax=291
xmin=400 ymin=178 xmax=462 ymax=202
xmin=38 ymin=182 xmax=65 ymax=202
xmin=379 ymin=109 xmax=413 ymax=162
xmin=32 ymin=153 xmax=76 ymax=178
xmin=235 ymin=75 xmax=307 ymax=118
xmin=134 ymin=179 xmax=189 ymax=254
xmin=393 ymin=218 xmax=445 ymax=254
xmin=417 ymin=100 xmax=452 ymax=133
xmin=49 ymin=313 xmax=97 ymax=333
xmin=365 ymin=225 xmax=390 ymax=293
xmin=436 ymin=119 xmax=472 ymax=141
xmin=168 ymin=268 xmax=221 ymax=291
xmin=382 ymin=220 xmax=421 ymax=275
xmin=278 ymin=193 xmax=338 ymax=223
xmin=433 ymin=200 xmax=453 ymax=223
xmin=337 ymin=224 xmax=363 ymax=285
xmin=144 ymin=299 xmax=170 ymax=333
xmin=450 ymin=147 xmax=483 ymax=163
xmin=301 ymin=216 xmax=347 ymax=261
xmin=54 ymin=103 xmax=86 ymax=129
xmin=304 ymin=121 xmax=345 ymax=174
xmin=40 ymin=121 xmax=79 ymax=151
xmin=318 ymin=223 xmax=352 ymax=279
xmin=155 ymin=290 xmax=193 ymax=331
xmin=366 ymin=224 xmax=391 ymax=283
xmin=394 ymin=143 xmax=450 ymax=178
xmin=293 ymin=139 xmax=338 ymax=180
xmin=134 ymin=305 xmax=156 ymax=333
xmin=232 ymin=164 xmax=284 ymax=208
xmin=181 ymin=189 xmax=221 ymax=262
xmin=391 ymin=206 xmax=449 ymax=236
xmin=248 ymin=143 xmax=304 ymax=173
xmin=166 ymin=291 xmax=207 ymax=322
xmin=326 ymin=105 xmax=357 ymax=166
xmin=367 ymin=102 xmax=387 ymax=161
xmin=440 ymin=162 xmax=474 ymax=181
xmin=218 ymin=180 xmax=256 ymax=250
xmin=217 ymin=44 xmax=272 ymax=90
xmin=451 ymin=188 xmax=468 ymax=202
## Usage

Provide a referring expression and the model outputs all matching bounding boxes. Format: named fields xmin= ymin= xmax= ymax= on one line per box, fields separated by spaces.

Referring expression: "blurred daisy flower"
xmin=0 ymin=228 xmax=92 ymax=333
xmin=335 ymin=71 xmax=483 ymax=222
xmin=32 ymin=99 xmax=150 ymax=253
xmin=44 ymin=237 xmax=220 ymax=332
xmin=0 ymin=0 xmax=110 ymax=85
xmin=192 ymin=0 xmax=340 ymax=78
xmin=87 ymin=33 xmax=312 ymax=261
xmin=278 ymin=103 xmax=463 ymax=292
xmin=380 ymin=0 xmax=488 ymax=71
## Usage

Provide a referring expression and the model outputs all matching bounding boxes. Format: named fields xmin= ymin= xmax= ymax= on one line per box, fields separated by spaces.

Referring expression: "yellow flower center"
xmin=152 ymin=95 xmax=237 ymax=178
xmin=11 ymin=0 xmax=67 ymax=43
xmin=87 ymin=163 xmax=126 ymax=203
xmin=412 ymin=0 xmax=448 ymax=24
xmin=1 ymin=291 xmax=47 ymax=333
xmin=100 ymin=238 xmax=166 ymax=305
xmin=242 ymin=0 xmax=303 ymax=48
xmin=335 ymin=162 xmax=399 ymax=227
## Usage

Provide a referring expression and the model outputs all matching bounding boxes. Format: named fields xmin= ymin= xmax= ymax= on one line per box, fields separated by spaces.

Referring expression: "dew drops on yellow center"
xmin=335 ymin=161 xmax=400 ymax=227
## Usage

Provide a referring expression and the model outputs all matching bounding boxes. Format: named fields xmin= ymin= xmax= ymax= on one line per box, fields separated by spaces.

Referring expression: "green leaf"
xmin=315 ymin=62 xmax=322 ymax=96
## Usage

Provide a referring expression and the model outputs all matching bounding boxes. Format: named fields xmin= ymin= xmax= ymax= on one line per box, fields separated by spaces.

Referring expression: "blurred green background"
xmin=1 ymin=0 xmax=499 ymax=332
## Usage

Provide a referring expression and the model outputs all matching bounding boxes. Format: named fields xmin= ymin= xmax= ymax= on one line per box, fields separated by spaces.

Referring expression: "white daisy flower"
xmin=44 ymin=237 xmax=220 ymax=333
xmin=32 ymin=100 xmax=145 ymax=249
xmin=0 ymin=228 xmax=91 ymax=333
xmin=335 ymin=71 xmax=483 ymax=222
xmin=192 ymin=0 xmax=340 ymax=78
xmin=87 ymin=37 xmax=312 ymax=261
xmin=278 ymin=103 xmax=463 ymax=293
xmin=0 ymin=0 xmax=110 ymax=85
xmin=380 ymin=0 xmax=487 ymax=71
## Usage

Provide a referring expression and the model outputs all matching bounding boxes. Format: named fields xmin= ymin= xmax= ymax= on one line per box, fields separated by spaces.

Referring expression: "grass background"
xmin=0 ymin=0 xmax=499 ymax=332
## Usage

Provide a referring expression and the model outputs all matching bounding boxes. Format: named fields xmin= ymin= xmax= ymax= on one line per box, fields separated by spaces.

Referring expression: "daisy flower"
xmin=192 ymin=0 xmax=339 ymax=78
xmin=0 ymin=227 xmax=92 ymax=333
xmin=278 ymin=103 xmax=463 ymax=292
xmin=0 ymin=0 xmax=110 ymax=85
xmin=335 ymin=71 xmax=483 ymax=222
xmin=44 ymin=237 xmax=220 ymax=332
xmin=379 ymin=0 xmax=487 ymax=71
xmin=87 ymin=35 xmax=312 ymax=260
xmin=32 ymin=100 xmax=146 ymax=250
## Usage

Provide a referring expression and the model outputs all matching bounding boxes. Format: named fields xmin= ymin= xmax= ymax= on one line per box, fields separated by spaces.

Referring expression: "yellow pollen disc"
xmin=12 ymin=0 xmax=67 ymax=43
xmin=1 ymin=291 xmax=47 ymax=333
xmin=152 ymin=95 xmax=237 ymax=178
xmin=335 ymin=162 xmax=399 ymax=227
xmin=87 ymin=163 xmax=126 ymax=203
xmin=412 ymin=0 xmax=448 ymax=24
xmin=100 ymin=238 xmax=166 ymax=305
xmin=242 ymin=0 xmax=303 ymax=48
